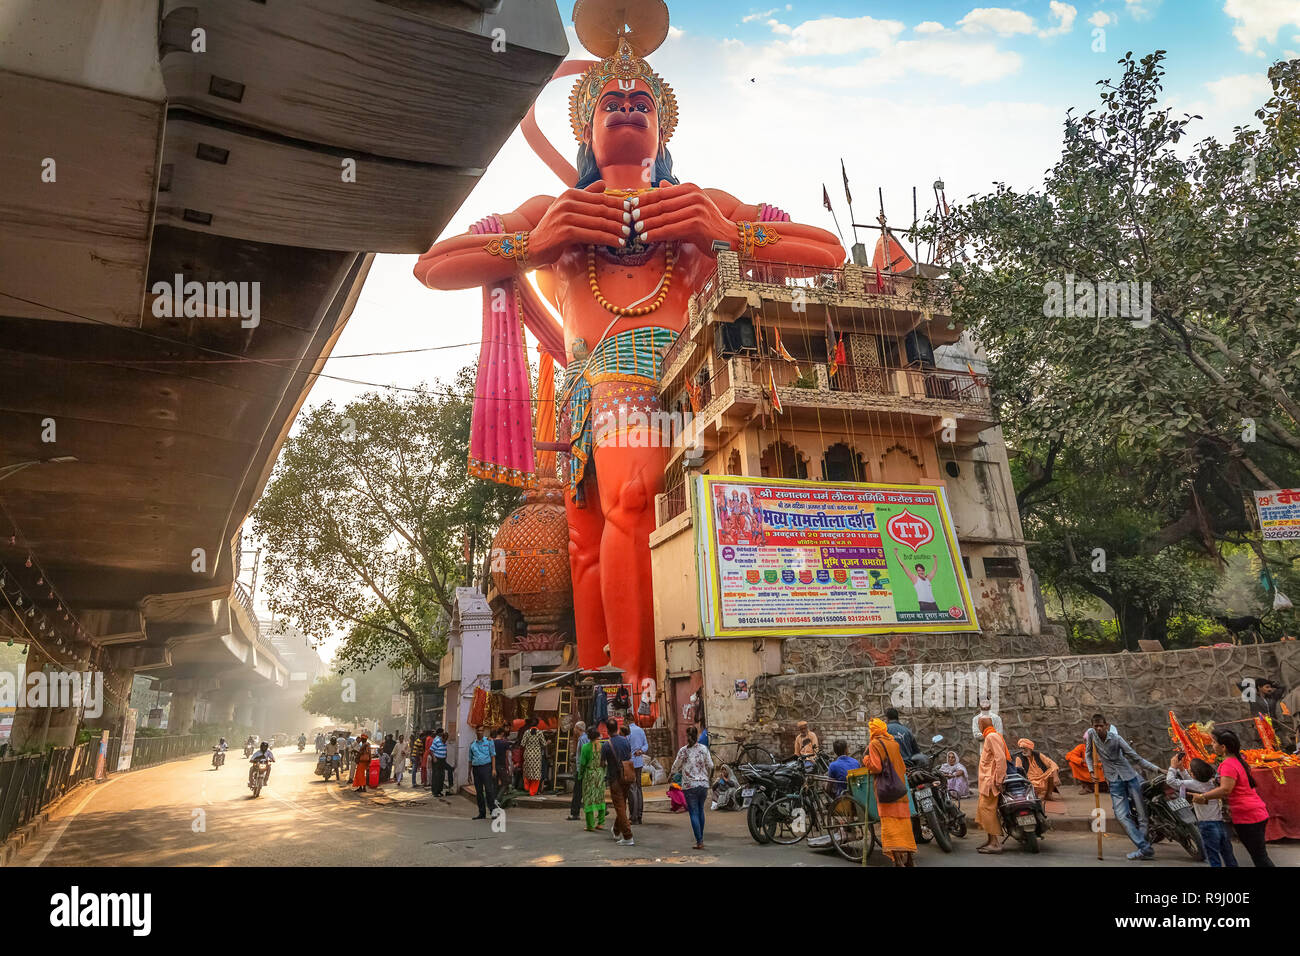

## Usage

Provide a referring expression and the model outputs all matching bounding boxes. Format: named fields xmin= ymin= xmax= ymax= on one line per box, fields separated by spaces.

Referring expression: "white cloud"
xmin=1038 ymin=2 xmax=1077 ymax=37
xmin=1124 ymin=0 xmax=1161 ymax=20
xmin=915 ymin=21 xmax=947 ymax=34
xmin=742 ymin=8 xmax=778 ymax=23
xmin=1203 ymin=72 xmax=1274 ymax=113
xmin=958 ymin=7 xmax=1038 ymax=36
xmin=764 ymin=15 xmax=905 ymax=55
xmin=1088 ymin=11 xmax=1115 ymax=27
xmin=1223 ymin=0 xmax=1300 ymax=53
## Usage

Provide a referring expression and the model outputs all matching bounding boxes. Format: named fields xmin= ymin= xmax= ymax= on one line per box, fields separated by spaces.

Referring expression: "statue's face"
xmin=590 ymin=77 xmax=661 ymax=171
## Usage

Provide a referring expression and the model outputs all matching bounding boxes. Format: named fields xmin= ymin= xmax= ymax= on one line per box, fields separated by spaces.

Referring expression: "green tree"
xmin=252 ymin=366 xmax=519 ymax=670
xmin=919 ymin=53 xmax=1300 ymax=647
xmin=301 ymin=666 xmax=403 ymax=726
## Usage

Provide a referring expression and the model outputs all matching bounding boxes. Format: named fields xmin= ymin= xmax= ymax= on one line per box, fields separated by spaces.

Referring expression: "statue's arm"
xmin=414 ymin=183 xmax=628 ymax=291
xmin=710 ymin=190 xmax=845 ymax=268
xmin=413 ymin=195 xmax=553 ymax=291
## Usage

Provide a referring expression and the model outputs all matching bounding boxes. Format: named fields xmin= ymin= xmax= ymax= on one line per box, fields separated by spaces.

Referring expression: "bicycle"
xmin=702 ymin=730 xmax=776 ymax=784
xmin=760 ymin=772 xmax=872 ymax=863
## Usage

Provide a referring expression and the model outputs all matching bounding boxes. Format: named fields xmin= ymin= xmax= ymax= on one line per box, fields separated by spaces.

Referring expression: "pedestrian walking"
xmin=521 ymin=718 xmax=546 ymax=795
xmin=1168 ymin=753 xmax=1236 ymax=868
xmin=430 ymin=729 xmax=450 ymax=796
xmin=601 ymin=717 xmax=635 ymax=845
xmin=1083 ymin=713 xmax=1161 ymax=860
xmin=975 ymin=715 xmax=1008 ymax=854
xmin=866 ymin=717 xmax=916 ymax=866
xmin=352 ymin=733 xmax=372 ymax=793
xmin=567 ymin=721 xmax=589 ymax=821
xmin=493 ymin=728 xmax=512 ymax=792
xmin=670 ymin=725 xmax=714 ymax=849
xmin=393 ymin=734 xmax=408 ymax=786
xmin=469 ymin=725 xmax=498 ymax=820
xmin=577 ymin=724 xmax=607 ymax=831
xmin=626 ymin=719 xmax=649 ymax=824
xmin=1193 ymin=729 xmax=1274 ymax=866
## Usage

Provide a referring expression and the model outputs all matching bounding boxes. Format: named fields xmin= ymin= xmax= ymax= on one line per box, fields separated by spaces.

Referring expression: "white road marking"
xmin=24 ymin=777 xmax=119 ymax=867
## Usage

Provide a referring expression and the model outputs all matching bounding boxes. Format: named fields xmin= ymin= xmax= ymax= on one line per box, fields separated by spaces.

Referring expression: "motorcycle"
xmin=211 ymin=747 xmax=225 ymax=770
xmin=243 ymin=742 xmax=255 ymax=758
xmin=317 ymin=751 xmax=341 ymax=782
xmin=1141 ymin=775 xmax=1205 ymax=861
xmin=997 ymin=769 xmax=1049 ymax=852
xmin=905 ymin=735 xmax=967 ymax=852
xmin=738 ymin=757 xmax=807 ymax=844
xmin=248 ymin=756 xmax=271 ymax=798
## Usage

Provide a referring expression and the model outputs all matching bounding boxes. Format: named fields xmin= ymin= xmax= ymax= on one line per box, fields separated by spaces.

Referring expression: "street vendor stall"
xmin=1169 ymin=711 xmax=1300 ymax=841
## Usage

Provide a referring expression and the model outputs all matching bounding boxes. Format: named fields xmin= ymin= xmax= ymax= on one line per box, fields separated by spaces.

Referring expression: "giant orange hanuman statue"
xmin=414 ymin=1 xmax=844 ymax=692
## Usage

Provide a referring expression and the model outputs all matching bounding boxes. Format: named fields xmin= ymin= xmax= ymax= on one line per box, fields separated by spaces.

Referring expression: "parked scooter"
xmin=738 ymin=757 xmax=807 ymax=844
xmin=997 ymin=769 xmax=1049 ymax=852
xmin=1141 ymin=775 xmax=1205 ymax=860
xmin=905 ymin=734 xmax=968 ymax=852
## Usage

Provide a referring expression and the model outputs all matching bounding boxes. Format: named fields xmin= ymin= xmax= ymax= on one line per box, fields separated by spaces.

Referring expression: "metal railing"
xmin=0 ymin=734 xmax=211 ymax=845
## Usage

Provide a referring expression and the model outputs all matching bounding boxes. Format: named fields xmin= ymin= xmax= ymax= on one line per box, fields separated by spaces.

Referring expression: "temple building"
xmin=647 ymin=246 xmax=1053 ymax=747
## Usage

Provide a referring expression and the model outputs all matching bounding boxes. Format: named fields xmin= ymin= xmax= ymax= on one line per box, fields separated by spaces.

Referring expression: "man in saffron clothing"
xmin=976 ymin=715 xmax=1009 ymax=853
xmin=413 ymin=8 xmax=843 ymax=692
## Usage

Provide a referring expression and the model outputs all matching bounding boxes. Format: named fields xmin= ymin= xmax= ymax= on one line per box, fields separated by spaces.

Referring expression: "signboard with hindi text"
xmin=694 ymin=475 xmax=979 ymax=637
xmin=1254 ymin=488 xmax=1300 ymax=541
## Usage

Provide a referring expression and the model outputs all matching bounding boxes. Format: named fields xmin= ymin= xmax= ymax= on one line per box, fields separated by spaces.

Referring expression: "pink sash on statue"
xmin=467 ymin=215 xmax=566 ymax=488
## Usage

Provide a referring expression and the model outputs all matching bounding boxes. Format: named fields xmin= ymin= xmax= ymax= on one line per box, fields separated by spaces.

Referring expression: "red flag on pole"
xmin=828 ymin=334 xmax=847 ymax=379
xmin=768 ymin=365 xmax=783 ymax=414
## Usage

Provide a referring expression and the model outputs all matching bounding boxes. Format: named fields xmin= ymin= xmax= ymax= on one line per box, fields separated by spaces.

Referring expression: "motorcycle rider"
xmin=322 ymin=735 xmax=341 ymax=781
xmin=244 ymin=734 xmax=256 ymax=757
xmin=249 ymin=740 xmax=276 ymax=789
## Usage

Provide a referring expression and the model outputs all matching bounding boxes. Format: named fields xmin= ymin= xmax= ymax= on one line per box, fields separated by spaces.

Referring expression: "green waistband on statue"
xmin=561 ymin=326 xmax=679 ymax=505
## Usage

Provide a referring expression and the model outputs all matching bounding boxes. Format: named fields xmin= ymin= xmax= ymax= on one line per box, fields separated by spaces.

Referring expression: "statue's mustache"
xmin=604 ymin=112 xmax=649 ymax=130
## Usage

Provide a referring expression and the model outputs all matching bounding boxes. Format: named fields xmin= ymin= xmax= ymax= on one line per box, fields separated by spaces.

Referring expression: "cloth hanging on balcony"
xmin=768 ymin=365 xmax=783 ymax=415
xmin=829 ymin=334 xmax=847 ymax=380
xmin=466 ymin=214 xmax=568 ymax=490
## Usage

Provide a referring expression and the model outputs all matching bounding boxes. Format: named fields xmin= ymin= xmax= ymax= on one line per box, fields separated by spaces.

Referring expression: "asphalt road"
xmin=12 ymin=749 xmax=1298 ymax=867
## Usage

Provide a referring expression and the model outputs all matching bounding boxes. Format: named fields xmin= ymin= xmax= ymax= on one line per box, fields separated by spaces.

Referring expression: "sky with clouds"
xmin=282 ymin=0 xmax=1299 ymax=662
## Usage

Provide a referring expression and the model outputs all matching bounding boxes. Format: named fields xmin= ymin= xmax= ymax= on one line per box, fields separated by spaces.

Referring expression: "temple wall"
xmin=749 ymin=641 xmax=1300 ymax=769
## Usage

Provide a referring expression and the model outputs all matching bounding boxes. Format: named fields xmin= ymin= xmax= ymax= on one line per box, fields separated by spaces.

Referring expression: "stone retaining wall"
xmin=781 ymin=629 xmax=1070 ymax=673
xmin=750 ymin=641 xmax=1300 ymax=768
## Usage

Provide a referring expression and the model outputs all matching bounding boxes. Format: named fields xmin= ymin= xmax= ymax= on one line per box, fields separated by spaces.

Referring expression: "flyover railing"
xmin=0 ymin=733 xmax=210 ymax=845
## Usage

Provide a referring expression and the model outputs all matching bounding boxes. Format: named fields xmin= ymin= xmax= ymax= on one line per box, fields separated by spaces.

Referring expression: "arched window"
xmin=760 ymin=440 xmax=807 ymax=479
xmin=879 ymin=444 xmax=924 ymax=484
xmin=822 ymin=443 xmax=866 ymax=482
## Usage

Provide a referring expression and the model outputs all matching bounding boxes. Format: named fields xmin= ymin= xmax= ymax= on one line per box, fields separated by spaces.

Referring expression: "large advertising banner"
xmin=1254 ymin=489 xmax=1300 ymax=541
xmin=695 ymin=475 xmax=979 ymax=637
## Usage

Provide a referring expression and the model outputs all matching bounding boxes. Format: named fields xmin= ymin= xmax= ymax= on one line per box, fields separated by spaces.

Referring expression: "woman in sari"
xmin=576 ymin=727 xmax=607 ymax=831
xmin=864 ymin=718 xmax=916 ymax=866
xmin=352 ymin=733 xmax=372 ymax=792
xmin=939 ymin=750 xmax=970 ymax=798
xmin=522 ymin=719 xmax=546 ymax=796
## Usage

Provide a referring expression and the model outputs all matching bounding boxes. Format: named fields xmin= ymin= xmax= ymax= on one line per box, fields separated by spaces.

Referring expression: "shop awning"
xmin=501 ymin=666 xmax=624 ymax=699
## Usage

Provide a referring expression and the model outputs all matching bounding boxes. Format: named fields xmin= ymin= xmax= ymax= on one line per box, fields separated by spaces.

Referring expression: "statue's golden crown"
xmin=569 ymin=35 xmax=678 ymax=145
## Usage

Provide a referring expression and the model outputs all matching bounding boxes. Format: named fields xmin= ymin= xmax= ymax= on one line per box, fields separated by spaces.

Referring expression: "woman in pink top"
xmin=1192 ymin=729 xmax=1273 ymax=867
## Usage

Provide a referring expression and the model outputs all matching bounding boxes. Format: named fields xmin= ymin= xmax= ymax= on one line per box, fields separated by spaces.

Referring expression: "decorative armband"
xmin=485 ymin=231 xmax=530 ymax=269
xmin=736 ymin=221 xmax=781 ymax=257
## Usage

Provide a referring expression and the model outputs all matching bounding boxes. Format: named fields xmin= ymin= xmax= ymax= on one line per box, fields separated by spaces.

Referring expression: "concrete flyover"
xmin=0 ymin=0 xmax=567 ymax=746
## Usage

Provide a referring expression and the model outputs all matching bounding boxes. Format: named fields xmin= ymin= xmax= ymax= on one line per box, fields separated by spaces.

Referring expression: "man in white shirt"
xmin=249 ymin=741 xmax=275 ymax=788
xmin=970 ymin=698 xmax=1003 ymax=738
xmin=894 ymin=550 xmax=940 ymax=612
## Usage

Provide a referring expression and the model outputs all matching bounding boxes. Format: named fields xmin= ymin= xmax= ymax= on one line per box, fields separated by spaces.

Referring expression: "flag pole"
xmin=822 ymin=184 xmax=846 ymax=247
xmin=841 ymin=159 xmax=858 ymax=247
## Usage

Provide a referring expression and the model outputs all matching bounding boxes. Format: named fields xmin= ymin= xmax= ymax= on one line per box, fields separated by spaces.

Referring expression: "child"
xmin=1167 ymin=753 xmax=1237 ymax=867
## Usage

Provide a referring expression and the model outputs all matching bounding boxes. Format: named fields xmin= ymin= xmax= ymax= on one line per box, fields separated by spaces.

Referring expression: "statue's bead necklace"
xmin=587 ymin=243 xmax=676 ymax=317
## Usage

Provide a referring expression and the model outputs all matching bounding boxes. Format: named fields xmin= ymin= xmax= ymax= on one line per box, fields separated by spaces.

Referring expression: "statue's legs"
xmin=592 ymin=440 xmax=664 ymax=690
xmin=567 ymin=470 xmax=609 ymax=669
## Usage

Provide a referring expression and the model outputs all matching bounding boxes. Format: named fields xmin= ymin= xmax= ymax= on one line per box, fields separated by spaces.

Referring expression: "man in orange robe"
xmin=976 ymin=716 xmax=1009 ymax=853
